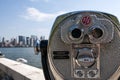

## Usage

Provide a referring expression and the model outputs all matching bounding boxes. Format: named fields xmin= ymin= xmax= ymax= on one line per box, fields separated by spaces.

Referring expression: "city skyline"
xmin=0 ymin=35 xmax=45 ymax=47
xmin=0 ymin=35 xmax=45 ymax=41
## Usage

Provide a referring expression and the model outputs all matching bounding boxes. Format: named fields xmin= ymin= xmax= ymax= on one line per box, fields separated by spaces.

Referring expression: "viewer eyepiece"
xmin=71 ymin=28 xmax=82 ymax=38
xmin=91 ymin=28 xmax=103 ymax=39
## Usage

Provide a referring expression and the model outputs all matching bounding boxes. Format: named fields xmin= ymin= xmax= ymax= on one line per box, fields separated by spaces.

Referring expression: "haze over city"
xmin=0 ymin=0 xmax=120 ymax=40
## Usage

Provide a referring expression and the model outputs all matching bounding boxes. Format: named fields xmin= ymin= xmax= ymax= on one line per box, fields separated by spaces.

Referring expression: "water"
xmin=0 ymin=48 xmax=42 ymax=68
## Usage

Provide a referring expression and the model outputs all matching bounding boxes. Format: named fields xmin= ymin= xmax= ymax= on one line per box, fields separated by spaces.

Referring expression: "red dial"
xmin=81 ymin=16 xmax=91 ymax=26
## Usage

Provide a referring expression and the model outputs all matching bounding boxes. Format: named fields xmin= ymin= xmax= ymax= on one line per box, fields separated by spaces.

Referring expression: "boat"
xmin=16 ymin=58 xmax=28 ymax=63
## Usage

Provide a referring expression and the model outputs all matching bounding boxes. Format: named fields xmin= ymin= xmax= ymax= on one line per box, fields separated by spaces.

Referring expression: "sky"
xmin=0 ymin=0 xmax=120 ymax=40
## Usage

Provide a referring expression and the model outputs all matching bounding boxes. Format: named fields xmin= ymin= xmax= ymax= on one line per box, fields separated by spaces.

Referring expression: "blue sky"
xmin=0 ymin=0 xmax=120 ymax=40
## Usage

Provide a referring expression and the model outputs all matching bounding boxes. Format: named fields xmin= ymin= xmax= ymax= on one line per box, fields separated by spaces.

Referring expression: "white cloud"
xmin=21 ymin=7 xmax=66 ymax=22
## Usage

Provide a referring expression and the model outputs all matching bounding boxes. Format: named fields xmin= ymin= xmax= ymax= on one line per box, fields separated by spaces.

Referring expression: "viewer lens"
xmin=91 ymin=28 xmax=103 ymax=38
xmin=71 ymin=28 xmax=81 ymax=38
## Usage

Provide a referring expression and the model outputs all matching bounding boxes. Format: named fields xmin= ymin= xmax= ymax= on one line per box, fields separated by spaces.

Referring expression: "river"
xmin=0 ymin=48 xmax=42 ymax=68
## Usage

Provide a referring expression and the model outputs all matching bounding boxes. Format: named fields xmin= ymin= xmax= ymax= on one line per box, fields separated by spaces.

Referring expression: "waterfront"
xmin=0 ymin=48 xmax=42 ymax=68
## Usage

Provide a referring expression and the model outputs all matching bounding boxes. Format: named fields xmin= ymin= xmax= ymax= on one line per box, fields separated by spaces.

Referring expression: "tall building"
xmin=26 ymin=37 xmax=30 ymax=47
xmin=18 ymin=36 xmax=25 ymax=46
xmin=30 ymin=38 xmax=33 ymax=47
xmin=2 ymin=37 xmax=5 ymax=47
xmin=5 ymin=40 xmax=10 ymax=47
xmin=31 ymin=35 xmax=38 ymax=47
xmin=11 ymin=38 xmax=17 ymax=46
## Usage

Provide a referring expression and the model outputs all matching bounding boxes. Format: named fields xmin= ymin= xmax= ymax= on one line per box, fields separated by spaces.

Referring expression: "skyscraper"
xmin=2 ymin=37 xmax=5 ymax=47
xmin=11 ymin=38 xmax=17 ymax=46
xmin=26 ymin=37 xmax=30 ymax=47
xmin=31 ymin=35 xmax=38 ymax=47
xmin=18 ymin=36 xmax=25 ymax=46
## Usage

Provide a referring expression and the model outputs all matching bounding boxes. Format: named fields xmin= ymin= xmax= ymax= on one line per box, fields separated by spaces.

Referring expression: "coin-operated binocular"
xmin=35 ymin=11 xmax=120 ymax=80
